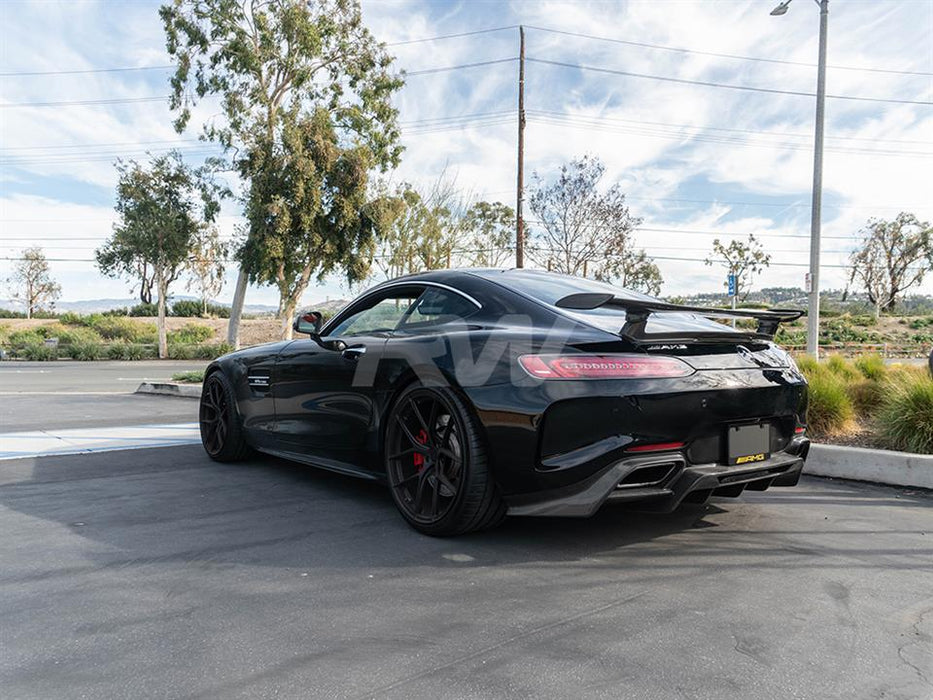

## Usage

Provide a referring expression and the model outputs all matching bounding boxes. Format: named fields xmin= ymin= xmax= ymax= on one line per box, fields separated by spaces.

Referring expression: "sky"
xmin=1 ymin=0 xmax=932 ymax=308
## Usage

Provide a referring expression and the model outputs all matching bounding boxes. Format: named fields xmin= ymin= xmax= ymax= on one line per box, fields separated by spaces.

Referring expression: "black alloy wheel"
xmin=199 ymin=371 xmax=250 ymax=462
xmin=385 ymin=384 xmax=505 ymax=536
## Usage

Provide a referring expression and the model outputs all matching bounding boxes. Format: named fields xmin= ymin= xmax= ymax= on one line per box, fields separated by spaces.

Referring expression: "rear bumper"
xmin=507 ymin=436 xmax=810 ymax=517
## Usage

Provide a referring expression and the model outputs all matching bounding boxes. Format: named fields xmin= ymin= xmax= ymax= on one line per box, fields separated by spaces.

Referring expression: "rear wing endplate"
xmin=555 ymin=293 xmax=804 ymax=342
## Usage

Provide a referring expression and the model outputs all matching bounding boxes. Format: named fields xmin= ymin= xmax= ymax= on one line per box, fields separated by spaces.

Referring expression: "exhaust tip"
xmin=617 ymin=462 xmax=680 ymax=489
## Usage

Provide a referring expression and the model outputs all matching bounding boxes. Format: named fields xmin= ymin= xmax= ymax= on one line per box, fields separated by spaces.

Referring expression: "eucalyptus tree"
xmin=847 ymin=213 xmax=931 ymax=314
xmin=463 ymin=201 xmax=515 ymax=268
xmin=186 ymin=225 xmax=228 ymax=316
xmin=371 ymin=175 xmax=467 ymax=282
xmin=161 ymin=0 xmax=403 ymax=346
xmin=704 ymin=235 xmax=772 ymax=301
xmin=5 ymin=247 xmax=60 ymax=319
xmin=527 ymin=155 xmax=660 ymax=293
xmin=97 ymin=152 xmax=223 ymax=358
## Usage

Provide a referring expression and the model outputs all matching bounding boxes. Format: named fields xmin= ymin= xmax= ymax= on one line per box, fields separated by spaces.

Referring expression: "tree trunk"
xmin=277 ymin=264 xmax=313 ymax=341
xmin=156 ymin=268 xmax=168 ymax=359
xmin=280 ymin=300 xmax=297 ymax=340
xmin=226 ymin=266 xmax=249 ymax=349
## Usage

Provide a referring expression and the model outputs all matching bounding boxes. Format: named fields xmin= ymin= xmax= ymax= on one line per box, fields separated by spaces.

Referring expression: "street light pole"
xmin=771 ymin=0 xmax=828 ymax=359
xmin=808 ymin=0 xmax=828 ymax=359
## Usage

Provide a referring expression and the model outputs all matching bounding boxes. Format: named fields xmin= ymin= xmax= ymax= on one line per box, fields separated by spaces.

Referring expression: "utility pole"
xmin=515 ymin=25 xmax=526 ymax=268
xmin=771 ymin=0 xmax=828 ymax=359
xmin=807 ymin=0 xmax=829 ymax=359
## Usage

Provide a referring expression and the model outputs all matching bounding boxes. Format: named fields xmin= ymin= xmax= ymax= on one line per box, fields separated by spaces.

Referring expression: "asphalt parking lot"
xmin=0 ymin=365 xmax=931 ymax=699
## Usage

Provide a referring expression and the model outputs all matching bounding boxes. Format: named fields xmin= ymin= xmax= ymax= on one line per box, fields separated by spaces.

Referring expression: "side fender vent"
xmin=247 ymin=370 xmax=271 ymax=392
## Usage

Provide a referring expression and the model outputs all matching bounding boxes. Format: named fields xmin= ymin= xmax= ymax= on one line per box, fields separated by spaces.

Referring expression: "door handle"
xmin=341 ymin=345 xmax=366 ymax=361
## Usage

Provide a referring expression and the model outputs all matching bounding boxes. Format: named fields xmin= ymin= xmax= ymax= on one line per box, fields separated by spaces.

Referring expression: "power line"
xmin=526 ymin=57 xmax=933 ymax=106
xmin=0 ymin=65 xmax=172 ymax=77
xmin=0 ymin=96 xmax=172 ymax=109
xmin=0 ymin=26 xmax=519 ymax=77
xmin=0 ymin=138 xmax=203 ymax=152
xmin=524 ymin=25 xmax=933 ymax=77
xmin=388 ymin=26 xmax=517 ymax=46
xmin=3 ymin=107 xmax=924 ymax=156
xmin=528 ymin=112 xmax=932 ymax=159
xmin=0 ymin=58 xmax=518 ymax=109
xmin=404 ymin=57 xmax=516 ymax=76
xmin=528 ymin=109 xmax=931 ymax=146
xmin=5 ymin=55 xmax=926 ymax=110
xmin=5 ymin=23 xmax=927 ymax=79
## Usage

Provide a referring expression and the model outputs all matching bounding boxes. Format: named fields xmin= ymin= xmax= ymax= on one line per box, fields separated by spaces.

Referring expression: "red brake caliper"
xmin=413 ymin=429 xmax=429 ymax=472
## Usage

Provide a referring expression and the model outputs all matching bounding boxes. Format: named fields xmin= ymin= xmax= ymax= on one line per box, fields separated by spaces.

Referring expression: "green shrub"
xmin=100 ymin=307 xmax=130 ymax=317
xmin=68 ymin=342 xmax=105 ymax=361
xmin=805 ymin=370 xmax=854 ymax=436
xmin=44 ymin=325 xmax=103 ymax=346
xmin=167 ymin=342 xmax=232 ymax=360
xmin=58 ymin=311 xmax=85 ymax=326
xmin=128 ymin=303 xmax=159 ymax=317
xmin=877 ymin=374 xmax=933 ymax=453
xmin=846 ymin=378 xmax=884 ymax=415
xmin=207 ymin=303 xmax=230 ymax=318
xmin=168 ymin=323 xmax=214 ymax=345
xmin=104 ymin=343 xmax=146 ymax=360
xmin=88 ymin=316 xmax=157 ymax=343
xmin=172 ymin=369 xmax=206 ymax=383
xmin=170 ymin=299 xmax=203 ymax=317
xmin=7 ymin=326 xmax=45 ymax=348
xmin=854 ymin=354 xmax=886 ymax=381
xmin=17 ymin=342 xmax=59 ymax=361
xmin=794 ymin=355 xmax=819 ymax=376
xmin=825 ymin=354 xmax=859 ymax=381
xmin=0 ymin=308 xmax=26 ymax=319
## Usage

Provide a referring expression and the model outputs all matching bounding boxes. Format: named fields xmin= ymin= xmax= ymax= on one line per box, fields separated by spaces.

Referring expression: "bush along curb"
xmin=804 ymin=443 xmax=933 ymax=490
xmin=135 ymin=382 xmax=202 ymax=399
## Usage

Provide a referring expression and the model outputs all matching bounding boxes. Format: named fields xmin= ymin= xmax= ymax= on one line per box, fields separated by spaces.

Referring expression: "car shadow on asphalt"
xmin=1 ymin=445 xmax=930 ymax=579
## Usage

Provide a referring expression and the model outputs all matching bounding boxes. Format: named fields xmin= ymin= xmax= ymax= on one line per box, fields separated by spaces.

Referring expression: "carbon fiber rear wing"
xmin=555 ymin=293 xmax=804 ymax=343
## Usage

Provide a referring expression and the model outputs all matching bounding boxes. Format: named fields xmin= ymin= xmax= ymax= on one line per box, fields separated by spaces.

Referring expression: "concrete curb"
xmin=135 ymin=382 xmax=202 ymax=399
xmin=805 ymin=443 xmax=933 ymax=490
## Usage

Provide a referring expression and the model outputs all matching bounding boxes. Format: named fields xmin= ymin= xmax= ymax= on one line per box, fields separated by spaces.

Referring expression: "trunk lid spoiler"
xmin=555 ymin=293 xmax=804 ymax=343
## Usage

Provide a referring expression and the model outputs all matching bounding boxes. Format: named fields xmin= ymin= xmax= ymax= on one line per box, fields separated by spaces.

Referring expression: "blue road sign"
xmin=727 ymin=273 xmax=736 ymax=297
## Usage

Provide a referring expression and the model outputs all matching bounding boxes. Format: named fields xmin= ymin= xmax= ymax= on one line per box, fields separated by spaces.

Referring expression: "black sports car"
xmin=199 ymin=269 xmax=810 ymax=535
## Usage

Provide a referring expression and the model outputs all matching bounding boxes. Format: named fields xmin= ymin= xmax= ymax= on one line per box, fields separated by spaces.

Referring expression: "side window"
xmin=329 ymin=290 xmax=422 ymax=337
xmin=397 ymin=287 xmax=478 ymax=332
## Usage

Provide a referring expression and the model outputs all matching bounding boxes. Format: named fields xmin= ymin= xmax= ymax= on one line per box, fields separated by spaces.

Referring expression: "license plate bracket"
xmin=727 ymin=424 xmax=770 ymax=465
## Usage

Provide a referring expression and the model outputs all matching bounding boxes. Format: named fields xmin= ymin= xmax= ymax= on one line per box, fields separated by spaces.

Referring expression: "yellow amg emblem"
xmin=736 ymin=453 xmax=766 ymax=464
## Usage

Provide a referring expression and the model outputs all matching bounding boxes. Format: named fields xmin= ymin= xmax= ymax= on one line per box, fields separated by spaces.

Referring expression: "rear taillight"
xmin=518 ymin=354 xmax=694 ymax=380
xmin=626 ymin=441 xmax=686 ymax=453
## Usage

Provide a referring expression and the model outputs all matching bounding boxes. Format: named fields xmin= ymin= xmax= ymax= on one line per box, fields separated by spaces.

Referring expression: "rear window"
xmin=472 ymin=269 xmax=655 ymax=306
xmin=473 ymin=269 xmax=738 ymax=336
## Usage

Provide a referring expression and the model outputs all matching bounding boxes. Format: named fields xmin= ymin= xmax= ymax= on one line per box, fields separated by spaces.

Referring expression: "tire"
xmin=199 ymin=371 xmax=251 ymax=462
xmin=384 ymin=383 xmax=506 ymax=536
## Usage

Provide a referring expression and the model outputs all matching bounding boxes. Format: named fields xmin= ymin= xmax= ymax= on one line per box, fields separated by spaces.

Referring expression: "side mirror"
xmin=293 ymin=310 xmax=324 ymax=337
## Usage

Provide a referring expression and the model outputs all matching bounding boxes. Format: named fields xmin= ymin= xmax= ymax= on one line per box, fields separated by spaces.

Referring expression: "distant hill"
xmin=0 ymin=295 xmax=279 ymax=315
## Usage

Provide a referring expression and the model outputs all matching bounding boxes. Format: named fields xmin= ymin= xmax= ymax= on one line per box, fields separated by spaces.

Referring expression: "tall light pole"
xmin=516 ymin=26 xmax=526 ymax=269
xmin=771 ymin=0 xmax=828 ymax=359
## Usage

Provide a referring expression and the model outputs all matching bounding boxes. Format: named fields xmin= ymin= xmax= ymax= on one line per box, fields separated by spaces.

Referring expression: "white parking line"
xmin=0 ymin=391 xmax=129 ymax=396
xmin=0 ymin=423 xmax=201 ymax=460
